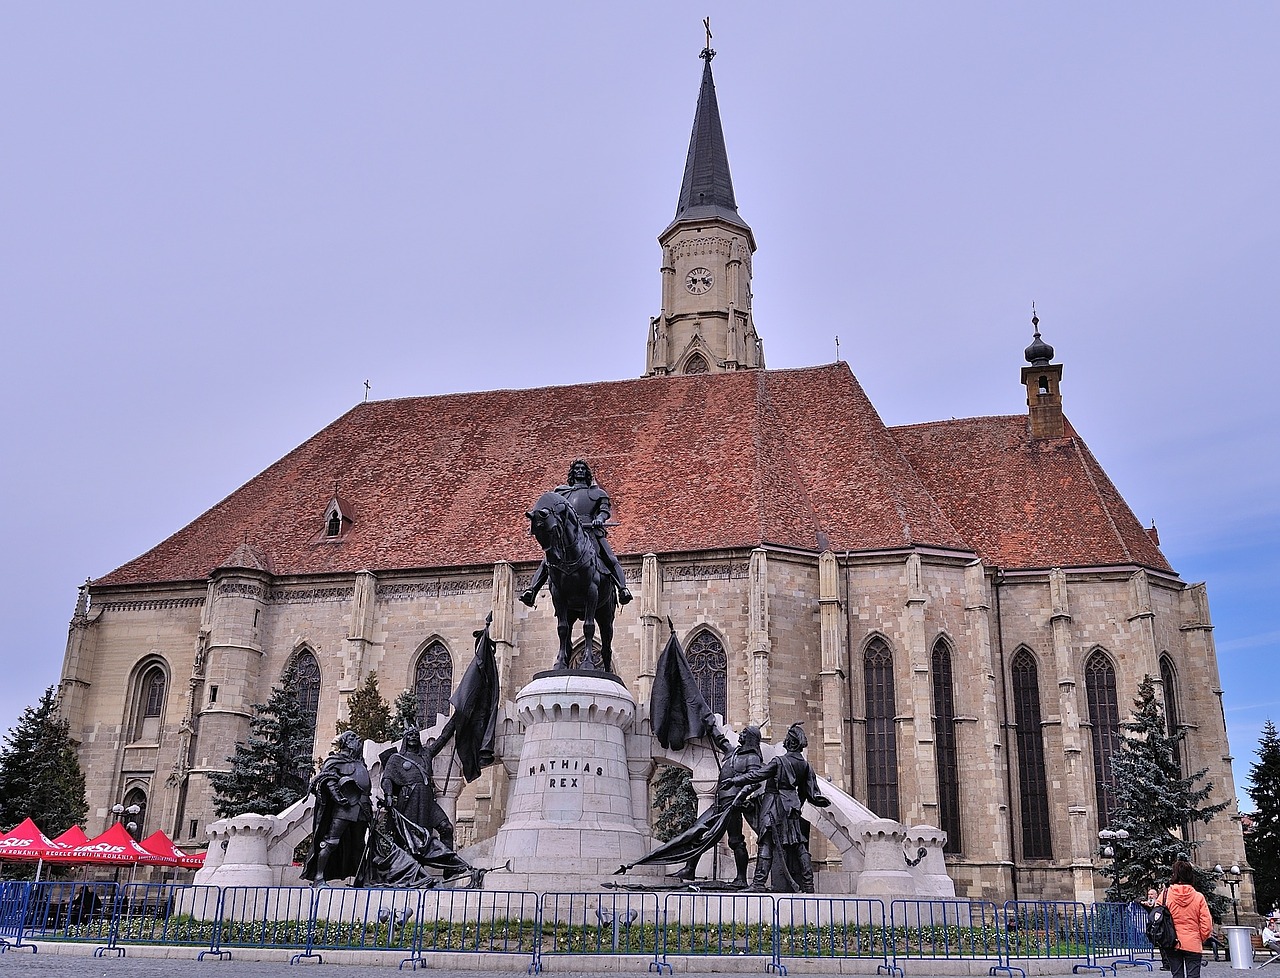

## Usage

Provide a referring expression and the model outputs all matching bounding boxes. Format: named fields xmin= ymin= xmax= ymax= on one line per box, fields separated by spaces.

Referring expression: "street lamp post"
xmin=1100 ymin=824 xmax=1131 ymax=901
xmin=109 ymin=802 xmax=141 ymax=884
xmin=110 ymin=802 xmax=141 ymax=839
xmin=1098 ymin=828 xmax=1131 ymax=899
xmin=1216 ymin=863 xmax=1242 ymax=927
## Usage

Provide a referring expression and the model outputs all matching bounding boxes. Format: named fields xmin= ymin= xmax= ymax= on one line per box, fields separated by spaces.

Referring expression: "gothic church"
xmin=56 ymin=47 xmax=1247 ymax=902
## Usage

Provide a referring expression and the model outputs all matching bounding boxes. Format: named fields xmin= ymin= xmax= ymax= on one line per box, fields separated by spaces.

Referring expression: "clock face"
xmin=685 ymin=267 xmax=714 ymax=295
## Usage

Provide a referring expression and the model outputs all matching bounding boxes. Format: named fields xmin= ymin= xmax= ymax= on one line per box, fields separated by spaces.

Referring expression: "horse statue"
xmin=523 ymin=491 xmax=617 ymax=673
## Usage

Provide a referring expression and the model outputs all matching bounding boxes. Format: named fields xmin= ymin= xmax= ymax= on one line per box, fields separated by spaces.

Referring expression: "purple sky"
xmin=2 ymin=4 xmax=1276 ymax=808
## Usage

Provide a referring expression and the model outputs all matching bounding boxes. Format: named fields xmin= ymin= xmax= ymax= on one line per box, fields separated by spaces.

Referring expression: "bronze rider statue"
xmin=521 ymin=459 xmax=632 ymax=607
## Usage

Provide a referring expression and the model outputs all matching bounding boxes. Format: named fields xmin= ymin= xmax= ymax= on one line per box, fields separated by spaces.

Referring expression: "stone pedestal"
xmin=855 ymin=818 xmax=917 ymax=899
xmin=197 ymin=814 xmax=277 ymax=888
xmin=489 ymin=672 xmax=647 ymax=890
xmin=903 ymin=824 xmax=955 ymax=897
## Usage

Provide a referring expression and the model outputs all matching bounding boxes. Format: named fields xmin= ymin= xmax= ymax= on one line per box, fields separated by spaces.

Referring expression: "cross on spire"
xmin=701 ymin=16 xmax=715 ymax=61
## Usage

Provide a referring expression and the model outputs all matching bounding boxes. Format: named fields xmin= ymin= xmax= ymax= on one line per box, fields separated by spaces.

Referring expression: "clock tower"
xmin=645 ymin=45 xmax=763 ymax=376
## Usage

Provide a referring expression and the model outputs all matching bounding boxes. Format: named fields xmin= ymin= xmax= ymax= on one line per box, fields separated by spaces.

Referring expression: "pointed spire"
xmin=664 ymin=41 xmax=753 ymax=245
xmin=73 ymin=577 xmax=91 ymax=621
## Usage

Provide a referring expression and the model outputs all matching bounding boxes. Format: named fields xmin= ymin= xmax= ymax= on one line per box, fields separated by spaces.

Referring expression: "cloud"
xmin=1218 ymin=631 xmax=1280 ymax=653
xmin=1224 ymin=702 xmax=1280 ymax=715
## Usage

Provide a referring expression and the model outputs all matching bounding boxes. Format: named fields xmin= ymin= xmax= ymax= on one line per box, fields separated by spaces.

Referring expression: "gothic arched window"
xmin=1085 ymin=650 xmax=1122 ymax=830
xmin=131 ymin=662 xmax=167 ymax=742
xmin=415 ymin=641 xmax=453 ymax=727
xmin=291 ymin=650 xmax=321 ymax=762
xmin=326 ymin=511 xmax=342 ymax=537
xmin=686 ymin=630 xmax=728 ymax=720
xmin=931 ymin=639 xmax=961 ymax=852
xmin=864 ymin=638 xmax=900 ymax=821
xmin=1011 ymin=648 xmax=1052 ymax=858
xmin=684 ymin=352 xmax=709 ymax=374
xmin=1160 ymin=655 xmax=1183 ymax=772
xmin=1159 ymin=654 xmax=1191 ymax=838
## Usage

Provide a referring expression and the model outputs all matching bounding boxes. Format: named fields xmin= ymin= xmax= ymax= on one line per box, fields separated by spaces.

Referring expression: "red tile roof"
xmin=889 ymin=415 xmax=1171 ymax=572
xmin=96 ymin=365 xmax=1170 ymax=586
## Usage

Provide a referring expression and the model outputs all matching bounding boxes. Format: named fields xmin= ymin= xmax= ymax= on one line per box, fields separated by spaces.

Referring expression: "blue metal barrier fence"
xmin=1002 ymin=900 xmax=1094 ymax=975
xmin=1 ymin=881 xmax=1186 ymax=975
xmin=0 ymin=880 xmax=33 ymax=952
xmin=303 ymin=885 xmax=421 ymax=965
xmin=659 ymin=892 xmax=776 ymax=974
xmin=215 ymin=885 xmax=314 ymax=960
xmin=417 ymin=888 xmax=539 ymax=971
xmin=888 ymin=899 xmax=1003 ymax=974
xmin=107 ymin=883 xmax=222 ymax=956
xmin=1087 ymin=901 xmax=1155 ymax=973
xmin=773 ymin=895 xmax=892 ymax=975
xmin=22 ymin=881 xmax=118 ymax=954
xmin=535 ymin=890 xmax=659 ymax=973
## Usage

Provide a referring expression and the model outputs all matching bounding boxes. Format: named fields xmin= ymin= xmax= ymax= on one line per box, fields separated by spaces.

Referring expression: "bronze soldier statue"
xmin=302 ymin=730 xmax=372 ymax=887
xmin=379 ymin=725 xmax=454 ymax=852
xmin=727 ymin=723 xmax=830 ymax=893
xmin=677 ymin=725 xmax=763 ymax=885
xmin=521 ymin=459 xmax=632 ymax=607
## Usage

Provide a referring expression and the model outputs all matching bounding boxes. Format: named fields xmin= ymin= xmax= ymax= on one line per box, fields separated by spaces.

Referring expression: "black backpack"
xmin=1147 ymin=895 xmax=1180 ymax=950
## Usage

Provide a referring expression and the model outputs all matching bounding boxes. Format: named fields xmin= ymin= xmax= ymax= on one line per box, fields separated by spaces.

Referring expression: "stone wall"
xmin=61 ymin=545 xmax=1248 ymax=905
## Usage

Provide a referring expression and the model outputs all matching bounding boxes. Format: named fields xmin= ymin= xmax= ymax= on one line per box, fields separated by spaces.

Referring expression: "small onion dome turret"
xmin=1024 ymin=310 xmax=1054 ymax=366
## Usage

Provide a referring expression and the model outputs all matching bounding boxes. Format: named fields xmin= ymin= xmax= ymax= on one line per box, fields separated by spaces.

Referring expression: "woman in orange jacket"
xmin=1164 ymin=859 xmax=1214 ymax=978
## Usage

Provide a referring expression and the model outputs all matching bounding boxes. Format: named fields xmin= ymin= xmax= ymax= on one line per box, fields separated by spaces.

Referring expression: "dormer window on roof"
xmin=321 ymin=495 xmax=353 ymax=540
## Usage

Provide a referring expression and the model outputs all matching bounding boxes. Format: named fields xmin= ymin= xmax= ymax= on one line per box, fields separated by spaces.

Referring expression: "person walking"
xmin=1143 ymin=886 xmax=1171 ymax=970
xmin=1164 ymin=859 xmax=1213 ymax=978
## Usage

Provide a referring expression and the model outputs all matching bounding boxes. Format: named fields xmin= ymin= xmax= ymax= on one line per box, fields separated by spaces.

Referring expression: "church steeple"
xmin=645 ymin=34 xmax=763 ymax=377
xmin=666 ymin=48 xmax=754 ymax=248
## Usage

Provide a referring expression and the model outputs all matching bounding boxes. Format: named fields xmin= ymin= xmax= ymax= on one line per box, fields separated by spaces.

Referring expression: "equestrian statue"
xmin=522 ymin=459 xmax=630 ymax=673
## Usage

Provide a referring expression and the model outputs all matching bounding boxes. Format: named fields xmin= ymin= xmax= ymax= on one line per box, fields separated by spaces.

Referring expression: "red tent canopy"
xmin=0 ymin=817 xmax=65 ymax=861
xmin=140 ymin=830 xmax=204 ymax=869
xmin=51 ymin=825 xmax=89 ymax=848
xmin=50 ymin=822 xmax=173 ymax=865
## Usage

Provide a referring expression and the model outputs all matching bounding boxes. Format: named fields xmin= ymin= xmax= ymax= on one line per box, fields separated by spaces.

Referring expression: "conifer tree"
xmin=336 ymin=671 xmax=393 ymax=743
xmin=0 ymin=686 xmax=87 ymax=835
xmin=1100 ymin=674 xmax=1229 ymax=918
xmin=391 ymin=687 xmax=419 ymax=734
xmin=1246 ymin=719 xmax=1280 ymax=914
xmin=209 ymin=663 xmax=315 ymax=818
xmin=652 ymin=765 xmax=697 ymax=841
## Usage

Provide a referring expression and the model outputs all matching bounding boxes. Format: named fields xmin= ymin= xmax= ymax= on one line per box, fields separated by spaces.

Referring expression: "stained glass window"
xmin=292 ymin=650 xmax=321 ymax=761
xmin=143 ymin=668 xmax=166 ymax=718
xmin=931 ymin=639 xmax=961 ymax=852
xmin=1011 ymin=648 xmax=1052 ymax=858
xmin=1085 ymin=650 xmax=1121 ymax=830
xmin=687 ymin=631 xmax=728 ymax=720
xmin=864 ymin=638 xmax=900 ymax=821
xmin=1160 ymin=655 xmax=1183 ymax=772
xmin=415 ymin=641 xmax=453 ymax=727
xmin=132 ymin=664 xmax=167 ymax=742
